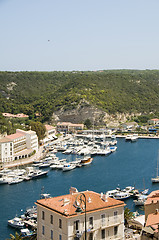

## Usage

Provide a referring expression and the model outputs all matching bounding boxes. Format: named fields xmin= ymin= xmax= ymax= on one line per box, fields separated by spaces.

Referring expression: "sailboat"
xmin=151 ymin=151 xmax=159 ymax=183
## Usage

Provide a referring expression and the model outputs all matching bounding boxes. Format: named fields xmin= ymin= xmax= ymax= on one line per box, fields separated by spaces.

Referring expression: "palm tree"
xmin=124 ymin=207 xmax=134 ymax=227
xmin=6 ymin=232 xmax=22 ymax=240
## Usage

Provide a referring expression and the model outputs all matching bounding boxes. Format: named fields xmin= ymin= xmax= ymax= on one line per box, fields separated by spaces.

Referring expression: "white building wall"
xmin=0 ymin=141 xmax=13 ymax=163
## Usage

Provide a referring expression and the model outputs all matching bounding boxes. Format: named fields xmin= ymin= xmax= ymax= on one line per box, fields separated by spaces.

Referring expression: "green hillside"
xmin=1 ymin=70 xmax=159 ymax=122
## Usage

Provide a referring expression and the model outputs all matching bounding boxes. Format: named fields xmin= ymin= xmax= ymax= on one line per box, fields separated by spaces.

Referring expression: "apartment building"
xmin=0 ymin=129 xmax=38 ymax=165
xmin=36 ymin=188 xmax=125 ymax=240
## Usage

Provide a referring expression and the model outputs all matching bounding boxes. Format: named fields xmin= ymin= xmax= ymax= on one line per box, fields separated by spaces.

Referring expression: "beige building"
xmin=36 ymin=188 xmax=125 ymax=240
xmin=0 ymin=129 xmax=38 ymax=166
xmin=57 ymin=122 xmax=84 ymax=133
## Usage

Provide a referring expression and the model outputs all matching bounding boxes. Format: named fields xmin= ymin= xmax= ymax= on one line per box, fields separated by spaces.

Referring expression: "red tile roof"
xmin=145 ymin=190 xmax=159 ymax=205
xmin=146 ymin=211 xmax=159 ymax=231
xmin=36 ymin=190 xmax=125 ymax=217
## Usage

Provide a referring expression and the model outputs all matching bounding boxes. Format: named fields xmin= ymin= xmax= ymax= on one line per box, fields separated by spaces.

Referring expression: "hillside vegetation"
xmin=1 ymin=70 xmax=159 ymax=123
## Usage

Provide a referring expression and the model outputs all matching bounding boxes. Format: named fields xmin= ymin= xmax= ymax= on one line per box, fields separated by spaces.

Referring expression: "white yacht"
xmin=62 ymin=163 xmax=76 ymax=171
xmin=113 ymin=191 xmax=130 ymax=200
xmin=8 ymin=217 xmax=24 ymax=228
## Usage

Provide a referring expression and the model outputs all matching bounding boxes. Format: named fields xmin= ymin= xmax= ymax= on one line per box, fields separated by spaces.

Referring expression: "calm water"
xmin=1 ymin=138 xmax=159 ymax=239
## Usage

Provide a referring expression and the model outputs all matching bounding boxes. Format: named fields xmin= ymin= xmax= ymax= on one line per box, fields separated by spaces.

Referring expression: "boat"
xmin=8 ymin=217 xmax=24 ymax=228
xmin=31 ymin=169 xmax=48 ymax=179
xmin=133 ymin=195 xmax=147 ymax=206
xmin=151 ymin=150 xmax=159 ymax=183
xmin=62 ymin=163 xmax=76 ymax=171
xmin=125 ymin=135 xmax=132 ymax=141
xmin=113 ymin=191 xmax=130 ymax=200
xmin=8 ymin=176 xmax=24 ymax=185
xmin=50 ymin=163 xmax=64 ymax=170
xmin=39 ymin=162 xmax=51 ymax=168
xmin=131 ymin=134 xmax=138 ymax=142
xmin=0 ymin=175 xmax=14 ymax=184
xmin=20 ymin=228 xmax=36 ymax=237
xmin=106 ymin=189 xmax=119 ymax=198
xmin=80 ymin=156 xmax=93 ymax=166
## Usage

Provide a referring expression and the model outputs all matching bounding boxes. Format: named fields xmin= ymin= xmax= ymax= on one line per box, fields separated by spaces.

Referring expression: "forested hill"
xmin=1 ymin=70 xmax=159 ymax=122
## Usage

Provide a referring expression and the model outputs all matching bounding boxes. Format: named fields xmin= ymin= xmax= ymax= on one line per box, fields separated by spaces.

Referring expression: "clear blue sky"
xmin=1 ymin=0 xmax=159 ymax=71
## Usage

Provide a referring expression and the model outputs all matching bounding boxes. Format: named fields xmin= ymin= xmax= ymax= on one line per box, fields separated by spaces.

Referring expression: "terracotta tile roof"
xmin=146 ymin=211 xmax=159 ymax=230
xmin=145 ymin=190 xmax=159 ymax=205
xmin=36 ymin=191 xmax=125 ymax=217
xmin=6 ymin=132 xmax=25 ymax=140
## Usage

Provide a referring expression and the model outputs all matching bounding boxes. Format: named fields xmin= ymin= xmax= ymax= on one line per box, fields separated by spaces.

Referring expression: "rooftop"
xmin=36 ymin=190 xmax=125 ymax=218
xmin=146 ymin=211 xmax=159 ymax=231
xmin=145 ymin=190 xmax=159 ymax=205
xmin=6 ymin=132 xmax=25 ymax=140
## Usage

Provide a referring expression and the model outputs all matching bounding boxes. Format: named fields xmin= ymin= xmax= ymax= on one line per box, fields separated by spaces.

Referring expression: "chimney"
xmin=69 ymin=187 xmax=78 ymax=195
xmin=101 ymin=192 xmax=103 ymax=199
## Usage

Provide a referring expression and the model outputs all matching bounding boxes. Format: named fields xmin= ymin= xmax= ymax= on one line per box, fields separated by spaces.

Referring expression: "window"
xmin=89 ymin=232 xmax=93 ymax=240
xmin=101 ymin=214 xmax=105 ymax=226
xmin=114 ymin=211 xmax=117 ymax=218
xmin=74 ymin=220 xmax=79 ymax=230
xmin=59 ymin=219 xmax=62 ymax=228
xmin=42 ymin=211 xmax=45 ymax=220
xmin=101 ymin=229 xmax=105 ymax=239
xmin=50 ymin=215 xmax=53 ymax=224
xmin=51 ymin=230 xmax=53 ymax=240
xmin=114 ymin=226 xmax=118 ymax=235
xmin=42 ymin=225 xmax=45 ymax=235
xmin=89 ymin=217 xmax=93 ymax=227
xmin=59 ymin=234 xmax=62 ymax=240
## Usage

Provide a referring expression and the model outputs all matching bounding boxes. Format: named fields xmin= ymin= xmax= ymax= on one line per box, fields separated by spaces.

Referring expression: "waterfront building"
xmin=57 ymin=122 xmax=84 ymax=133
xmin=44 ymin=125 xmax=56 ymax=141
xmin=148 ymin=119 xmax=159 ymax=125
xmin=36 ymin=188 xmax=125 ymax=240
xmin=0 ymin=129 xmax=38 ymax=166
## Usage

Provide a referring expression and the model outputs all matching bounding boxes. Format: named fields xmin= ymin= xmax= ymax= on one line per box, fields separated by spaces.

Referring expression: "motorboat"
xmin=80 ymin=156 xmax=93 ymax=166
xmin=125 ymin=135 xmax=132 ymax=141
xmin=50 ymin=163 xmax=64 ymax=170
xmin=106 ymin=189 xmax=119 ymax=198
xmin=0 ymin=176 xmax=13 ymax=184
xmin=133 ymin=195 xmax=147 ymax=206
xmin=131 ymin=134 xmax=138 ymax=142
xmin=39 ymin=162 xmax=51 ymax=168
xmin=109 ymin=146 xmax=117 ymax=152
xmin=0 ymin=168 xmax=11 ymax=176
xmin=62 ymin=163 xmax=76 ymax=171
xmin=8 ymin=217 xmax=24 ymax=228
xmin=20 ymin=228 xmax=36 ymax=237
xmin=8 ymin=176 xmax=24 ymax=185
xmin=113 ymin=191 xmax=130 ymax=200
xmin=30 ymin=170 xmax=48 ymax=179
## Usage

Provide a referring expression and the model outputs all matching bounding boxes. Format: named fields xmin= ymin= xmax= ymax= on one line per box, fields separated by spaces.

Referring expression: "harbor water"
xmin=1 ymin=138 xmax=159 ymax=239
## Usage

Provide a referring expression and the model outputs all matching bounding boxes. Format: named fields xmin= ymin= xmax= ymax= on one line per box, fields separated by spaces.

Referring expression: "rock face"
xmin=51 ymin=105 xmax=141 ymax=127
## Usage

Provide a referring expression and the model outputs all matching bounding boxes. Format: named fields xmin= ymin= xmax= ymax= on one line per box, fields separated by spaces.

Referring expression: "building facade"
xmin=36 ymin=188 xmax=125 ymax=240
xmin=57 ymin=122 xmax=84 ymax=133
xmin=0 ymin=129 xmax=38 ymax=165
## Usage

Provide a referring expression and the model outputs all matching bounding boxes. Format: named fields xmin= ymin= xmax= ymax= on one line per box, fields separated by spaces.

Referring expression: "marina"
xmin=1 ymin=137 xmax=159 ymax=239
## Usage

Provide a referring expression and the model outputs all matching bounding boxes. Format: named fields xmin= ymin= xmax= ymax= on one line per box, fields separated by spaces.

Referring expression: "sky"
xmin=1 ymin=0 xmax=159 ymax=71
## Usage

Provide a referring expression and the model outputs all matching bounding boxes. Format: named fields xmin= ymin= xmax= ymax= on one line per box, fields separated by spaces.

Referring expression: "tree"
xmin=124 ymin=207 xmax=134 ymax=227
xmin=30 ymin=121 xmax=46 ymax=142
xmin=84 ymin=119 xmax=92 ymax=129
